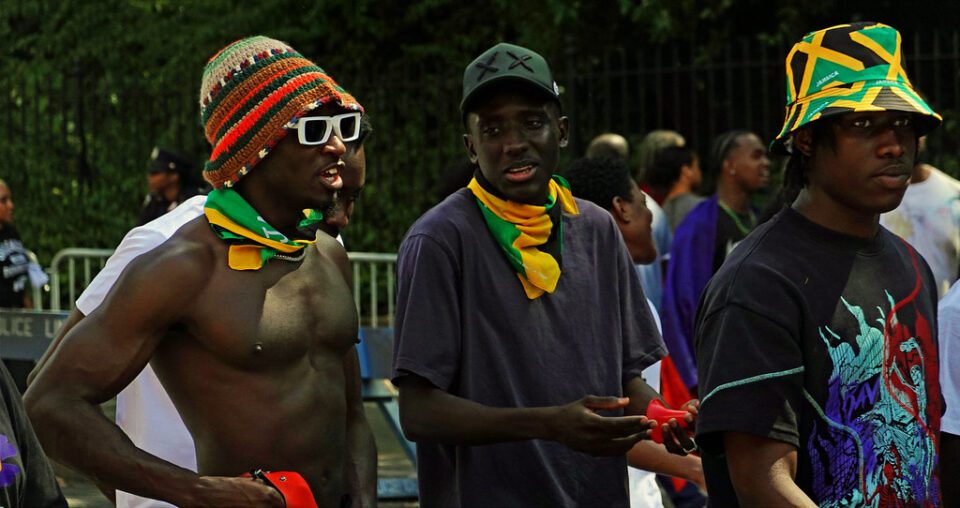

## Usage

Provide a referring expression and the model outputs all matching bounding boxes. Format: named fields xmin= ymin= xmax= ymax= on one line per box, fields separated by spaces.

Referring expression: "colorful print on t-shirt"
xmin=0 ymin=434 xmax=20 ymax=487
xmin=808 ymin=250 xmax=940 ymax=507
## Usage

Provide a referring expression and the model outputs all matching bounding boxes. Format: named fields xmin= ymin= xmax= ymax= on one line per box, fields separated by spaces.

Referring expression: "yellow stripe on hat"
xmin=889 ymin=86 xmax=932 ymax=114
xmin=823 ymin=87 xmax=884 ymax=111
xmin=796 ymin=31 xmax=866 ymax=99
xmin=849 ymin=31 xmax=908 ymax=83
xmin=785 ymin=44 xmax=800 ymax=102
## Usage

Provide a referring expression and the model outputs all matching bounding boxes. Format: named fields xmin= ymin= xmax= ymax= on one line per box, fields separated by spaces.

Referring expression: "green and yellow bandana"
xmin=204 ymin=189 xmax=321 ymax=270
xmin=467 ymin=173 xmax=580 ymax=299
xmin=772 ymin=22 xmax=940 ymax=153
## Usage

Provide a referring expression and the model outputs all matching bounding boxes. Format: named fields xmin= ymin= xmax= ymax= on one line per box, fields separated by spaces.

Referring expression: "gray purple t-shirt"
xmin=392 ymin=189 xmax=666 ymax=507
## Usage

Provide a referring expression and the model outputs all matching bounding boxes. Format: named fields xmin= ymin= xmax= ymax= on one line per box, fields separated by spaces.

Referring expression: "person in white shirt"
xmin=881 ymin=138 xmax=960 ymax=297
xmin=937 ymin=280 xmax=960 ymax=506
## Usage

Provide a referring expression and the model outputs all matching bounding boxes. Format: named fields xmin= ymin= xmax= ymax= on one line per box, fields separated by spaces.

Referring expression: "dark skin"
xmin=147 ymin=171 xmax=181 ymax=201
xmin=398 ymin=90 xmax=697 ymax=458
xmin=28 ymin=143 xmax=375 ymax=508
xmin=25 ymin=106 xmax=373 ymax=507
xmin=723 ymin=111 xmax=917 ymax=506
xmin=716 ymin=132 xmax=770 ymax=214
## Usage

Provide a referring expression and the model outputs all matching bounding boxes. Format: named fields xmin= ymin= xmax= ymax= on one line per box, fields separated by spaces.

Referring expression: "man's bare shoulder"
xmin=119 ymin=216 xmax=221 ymax=290
xmin=311 ymin=232 xmax=350 ymax=281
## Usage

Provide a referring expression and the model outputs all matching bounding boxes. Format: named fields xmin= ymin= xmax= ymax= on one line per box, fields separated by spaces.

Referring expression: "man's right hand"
xmin=549 ymin=396 xmax=654 ymax=456
xmin=190 ymin=476 xmax=286 ymax=507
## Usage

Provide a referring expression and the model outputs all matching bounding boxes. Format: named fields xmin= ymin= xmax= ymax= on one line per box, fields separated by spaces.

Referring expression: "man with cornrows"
xmin=659 ymin=129 xmax=769 ymax=400
xmin=26 ymin=36 xmax=375 ymax=507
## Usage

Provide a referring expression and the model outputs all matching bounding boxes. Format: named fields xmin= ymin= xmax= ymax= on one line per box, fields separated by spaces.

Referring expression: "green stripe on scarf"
xmin=204 ymin=188 xmax=321 ymax=270
xmin=467 ymin=172 xmax=579 ymax=299
xmin=476 ymin=204 xmax=525 ymax=274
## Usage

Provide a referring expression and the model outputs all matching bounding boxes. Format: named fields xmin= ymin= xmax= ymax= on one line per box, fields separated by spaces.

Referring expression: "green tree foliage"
xmin=1 ymin=1 xmax=957 ymax=264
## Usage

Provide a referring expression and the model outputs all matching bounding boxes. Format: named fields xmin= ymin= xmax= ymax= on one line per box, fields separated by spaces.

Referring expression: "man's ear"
xmin=793 ymin=128 xmax=813 ymax=157
xmin=557 ymin=116 xmax=570 ymax=148
xmin=463 ymin=132 xmax=479 ymax=163
xmin=721 ymin=157 xmax=733 ymax=175
xmin=610 ymin=196 xmax=630 ymax=223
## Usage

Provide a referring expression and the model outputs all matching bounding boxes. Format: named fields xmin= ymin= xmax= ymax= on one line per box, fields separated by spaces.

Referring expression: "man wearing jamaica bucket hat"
xmin=694 ymin=22 xmax=944 ymax=505
xmin=392 ymin=42 xmax=697 ymax=507
xmin=26 ymin=36 xmax=375 ymax=507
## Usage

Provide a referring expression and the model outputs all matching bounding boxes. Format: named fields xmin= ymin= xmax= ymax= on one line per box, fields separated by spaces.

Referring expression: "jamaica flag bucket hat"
xmin=772 ymin=22 xmax=941 ymax=154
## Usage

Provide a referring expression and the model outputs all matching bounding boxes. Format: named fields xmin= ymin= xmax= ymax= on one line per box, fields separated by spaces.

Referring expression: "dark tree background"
xmin=2 ymin=0 xmax=958 ymax=262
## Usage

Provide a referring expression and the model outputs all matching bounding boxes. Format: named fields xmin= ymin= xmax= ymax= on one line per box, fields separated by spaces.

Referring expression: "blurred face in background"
xmin=619 ymin=182 xmax=657 ymax=265
xmin=319 ymin=146 xmax=367 ymax=238
xmin=0 ymin=183 xmax=14 ymax=223
xmin=147 ymin=170 xmax=179 ymax=195
xmin=725 ymin=133 xmax=770 ymax=193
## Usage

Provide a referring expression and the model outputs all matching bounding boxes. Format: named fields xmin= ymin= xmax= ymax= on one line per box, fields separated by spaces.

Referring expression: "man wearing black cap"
xmin=392 ymin=43 xmax=696 ymax=507
xmin=695 ymin=22 xmax=943 ymax=505
xmin=138 ymin=147 xmax=206 ymax=226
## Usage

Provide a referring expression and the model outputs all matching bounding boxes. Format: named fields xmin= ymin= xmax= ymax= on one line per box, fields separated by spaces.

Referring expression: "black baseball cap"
xmin=148 ymin=147 xmax=194 ymax=176
xmin=460 ymin=42 xmax=561 ymax=114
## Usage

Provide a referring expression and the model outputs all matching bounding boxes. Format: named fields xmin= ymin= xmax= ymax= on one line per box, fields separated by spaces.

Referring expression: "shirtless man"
xmin=26 ymin=117 xmax=372 ymax=508
xmin=25 ymin=36 xmax=373 ymax=507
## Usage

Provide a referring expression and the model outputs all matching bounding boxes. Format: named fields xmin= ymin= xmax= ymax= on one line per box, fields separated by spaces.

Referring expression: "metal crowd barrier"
xmin=3 ymin=247 xmax=416 ymax=500
xmin=40 ymin=248 xmax=398 ymax=325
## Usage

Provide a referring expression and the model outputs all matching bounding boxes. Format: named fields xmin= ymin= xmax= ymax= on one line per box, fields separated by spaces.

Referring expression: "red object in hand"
xmin=646 ymin=399 xmax=690 ymax=444
xmin=243 ymin=469 xmax=318 ymax=508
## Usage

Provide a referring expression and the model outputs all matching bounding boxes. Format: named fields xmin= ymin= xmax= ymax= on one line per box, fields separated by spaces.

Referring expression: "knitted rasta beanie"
xmin=199 ymin=36 xmax=363 ymax=189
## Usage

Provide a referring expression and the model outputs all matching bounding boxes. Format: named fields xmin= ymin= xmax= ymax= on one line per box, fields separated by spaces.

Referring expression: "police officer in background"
xmin=138 ymin=147 xmax=207 ymax=225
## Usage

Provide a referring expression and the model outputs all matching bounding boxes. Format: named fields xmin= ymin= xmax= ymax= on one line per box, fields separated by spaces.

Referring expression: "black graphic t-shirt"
xmin=0 ymin=225 xmax=30 ymax=308
xmin=695 ymin=207 xmax=941 ymax=506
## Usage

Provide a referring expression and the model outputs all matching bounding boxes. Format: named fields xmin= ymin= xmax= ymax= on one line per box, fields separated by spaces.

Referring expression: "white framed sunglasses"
xmin=293 ymin=112 xmax=362 ymax=146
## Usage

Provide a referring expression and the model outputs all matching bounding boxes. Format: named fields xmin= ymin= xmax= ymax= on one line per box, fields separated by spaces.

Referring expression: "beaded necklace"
xmin=717 ymin=200 xmax=756 ymax=236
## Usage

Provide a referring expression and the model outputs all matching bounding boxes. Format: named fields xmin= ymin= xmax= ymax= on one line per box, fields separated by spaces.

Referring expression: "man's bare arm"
xmin=27 ymin=306 xmax=119 ymax=503
xmin=723 ymin=432 xmax=816 ymax=507
xmin=628 ymin=441 xmax=705 ymax=490
xmin=342 ymin=348 xmax=376 ymax=507
xmin=27 ymin=308 xmax=84 ymax=387
xmin=623 ymin=376 xmax=699 ymax=456
xmin=397 ymin=374 xmax=652 ymax=455
xmin=24 ymin=243 xmax=281 ymax=507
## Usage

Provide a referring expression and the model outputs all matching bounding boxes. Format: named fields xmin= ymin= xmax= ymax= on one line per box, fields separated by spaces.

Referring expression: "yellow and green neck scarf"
xmin=467 ymin=172 xmax=580 ymax=299
xmin=204 ymin=188 xmax=322 ymax=270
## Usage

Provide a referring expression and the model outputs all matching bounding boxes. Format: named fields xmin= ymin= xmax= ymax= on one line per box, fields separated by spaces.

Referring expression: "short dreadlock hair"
xmin=565 ymin=156 xmax=635 ymax=210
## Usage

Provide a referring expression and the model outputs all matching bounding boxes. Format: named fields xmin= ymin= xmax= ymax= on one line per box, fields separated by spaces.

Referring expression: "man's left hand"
xmin=661 ymin=399 xmax=699 ymax=456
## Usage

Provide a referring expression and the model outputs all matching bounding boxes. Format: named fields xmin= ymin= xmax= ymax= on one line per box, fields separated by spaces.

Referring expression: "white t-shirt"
xmin=938 ymin=281 xmax=960 ymax=436
xmin=628 ymin=299 xmax=665 ymax=508
xmin=881 ymin=167 xmax=960 ymax=297
xmin=76 ymin=196 xmax=206 ymax=508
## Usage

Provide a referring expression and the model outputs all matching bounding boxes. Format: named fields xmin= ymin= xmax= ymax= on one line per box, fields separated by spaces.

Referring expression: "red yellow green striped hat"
xmin=199 ymin=36 xmax=363 ymax=189
xmin=772 ymin=22 xmax=940 ymax=154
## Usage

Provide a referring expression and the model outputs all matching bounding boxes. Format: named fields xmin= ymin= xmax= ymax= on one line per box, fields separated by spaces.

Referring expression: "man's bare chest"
xmin=185 ymin=252 xmax=359 ymax=369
